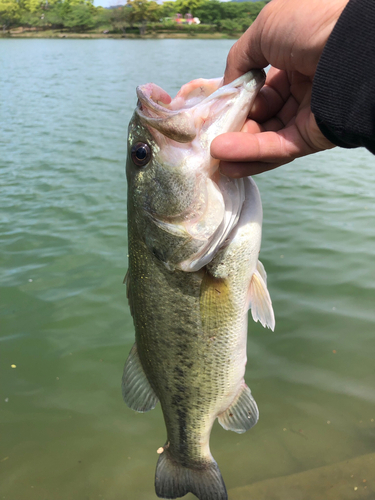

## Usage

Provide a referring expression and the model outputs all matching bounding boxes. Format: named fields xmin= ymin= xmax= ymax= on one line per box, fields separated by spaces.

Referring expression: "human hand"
xmin=210 ymin=0 xmax=349 ymax=177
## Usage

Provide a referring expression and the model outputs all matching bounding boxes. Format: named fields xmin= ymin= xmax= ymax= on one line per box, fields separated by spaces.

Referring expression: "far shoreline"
xmin=1 ymin=29 xmax=241 ymax=40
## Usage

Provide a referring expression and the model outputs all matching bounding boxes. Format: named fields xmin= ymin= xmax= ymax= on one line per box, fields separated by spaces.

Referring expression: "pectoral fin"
xmin=218 ymin=383 xmax=259 ymax=434
xmin=122 ymin=343 xmax=158 ymax=412
xmin=247 ymin=260 xmax=275 ymax=331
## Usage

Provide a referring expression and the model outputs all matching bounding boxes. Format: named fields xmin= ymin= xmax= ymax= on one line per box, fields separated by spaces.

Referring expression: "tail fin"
xmin=155 ymin=449 xmax=228 ymax=500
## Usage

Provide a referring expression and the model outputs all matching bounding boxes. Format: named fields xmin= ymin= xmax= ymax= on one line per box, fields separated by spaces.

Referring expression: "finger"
xmin=246 ymin=95 xmax=299 ymax=134
xmin=241 ymin=116 xmax=299 ymax=135
xmin=211 ymin=127 xmax=315 ymax=164
xmin=219 ymin=159 xmax=292 ymax=178
xmin=249 ymin=69 xmax=292 ymax=123
xmin=273 ymin=95 xmax=299 ymax=128
xmin=241 ymin=119 xmax=265 ymax=134
xmin=242 ymin=116 xmax=292 ymax=134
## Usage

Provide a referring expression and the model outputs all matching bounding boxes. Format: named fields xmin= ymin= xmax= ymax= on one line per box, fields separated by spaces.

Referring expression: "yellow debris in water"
xmin=11 ymin=364 xmax=16 ymax=368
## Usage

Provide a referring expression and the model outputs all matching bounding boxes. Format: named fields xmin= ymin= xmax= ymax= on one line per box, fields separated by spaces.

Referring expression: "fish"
xmin=123 ymin=70 xmax=275 ymax=500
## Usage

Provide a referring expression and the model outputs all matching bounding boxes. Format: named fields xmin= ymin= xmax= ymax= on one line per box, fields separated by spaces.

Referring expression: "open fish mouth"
xmin=133 ymin=70 xmax=266 ymax=272
xmin=135 ymin=70 xmax=265 ymax=144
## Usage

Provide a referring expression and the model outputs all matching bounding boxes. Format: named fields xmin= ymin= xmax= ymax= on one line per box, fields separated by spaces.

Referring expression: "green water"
xmin=1 ymin=39 xmax=374 ymax=500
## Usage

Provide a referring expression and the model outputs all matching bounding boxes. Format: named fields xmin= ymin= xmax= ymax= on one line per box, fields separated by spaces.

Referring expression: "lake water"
xmin=1 ymin=39 xmax=374 ymax=500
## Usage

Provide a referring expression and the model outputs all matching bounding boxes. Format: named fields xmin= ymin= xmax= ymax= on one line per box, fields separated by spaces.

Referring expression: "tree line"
xmin=0 ymin=0 xmax=268 ymax=35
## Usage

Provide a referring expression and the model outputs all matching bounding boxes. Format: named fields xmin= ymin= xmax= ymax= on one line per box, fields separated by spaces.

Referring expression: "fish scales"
xmin=128 ymin=234 xmax=229 ymax=465
xmin=123 ymin=71 xmax=275 ymax=500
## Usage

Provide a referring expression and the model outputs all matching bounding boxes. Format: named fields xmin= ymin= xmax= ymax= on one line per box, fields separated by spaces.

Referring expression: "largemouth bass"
xmin=123 ymin=70 xmax=275 ymax=500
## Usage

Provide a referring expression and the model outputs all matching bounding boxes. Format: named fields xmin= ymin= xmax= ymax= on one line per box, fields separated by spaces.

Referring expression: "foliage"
xmin=194 ymin=0 xmax=222 ymax=23
xmin=0 ymin=0 xmax=20 ymax=30
xmin=23 ymin=0 xmax=43 ymax=13
xmin=219 ymin=17 xmax=246 ymax=35
xmin=63 ymin=3 xmax=95 ymax=31
xmin=1 ymin=0 xmax=267 ymax=35
xmin=173 ymin=0 xmax=206 ymax=17
xmin=158 ymin=1 xmax=177 ymax=19
xmin=221 ymin=1 xmax=264 ymax=21
xmin=45 ymin=7 xmax=65 ymax=28
xmin=109 ymin=5 xmax=132 ymax=33
xmin=127 ymin=0 xmax=160 ymax=35
xmin=95 ymin=5 xmax=112 ymax=26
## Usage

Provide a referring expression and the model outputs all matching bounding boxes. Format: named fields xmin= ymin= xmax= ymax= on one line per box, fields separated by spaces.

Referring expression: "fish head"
xmin=126 ymin=70 xmax=265 ymax=272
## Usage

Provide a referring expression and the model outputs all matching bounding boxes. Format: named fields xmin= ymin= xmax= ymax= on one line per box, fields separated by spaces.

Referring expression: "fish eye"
xmin=131 ymin=142 xmax=151 ymax=167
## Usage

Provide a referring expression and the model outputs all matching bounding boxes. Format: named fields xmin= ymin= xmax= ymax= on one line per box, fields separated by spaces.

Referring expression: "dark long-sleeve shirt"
xmin=311 ymin=0 xmax=375 ymax=154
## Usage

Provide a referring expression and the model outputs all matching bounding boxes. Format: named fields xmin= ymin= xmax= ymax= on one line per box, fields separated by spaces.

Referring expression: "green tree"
xmin=0 ymin=0 xmax=20 ymax=31
xmin=57 ymin=0 xmax=93 ymax=22
xmin=173 ymin=0 xmax=205 ymax=17
xmin=127 ymin=0 xmax=160 ymax=36
xmin=219 ymin=18 xmax=240 ymax=35
xmin=221 ymin=1 xmax=265 ymax=21
xmin=158 ymin=0 xmax=176 ymax=19
xmin=110 ymin=5 xmax=132 ymax=35
xmin=63 ymin=2 xmax=95 ymax=31
xmin=94 ymin=5 xmax=112 ymax=29
xmin=20 ymin=9 xmax=49 ymax=29
xmin=45 ymin=5 xmax=64 ymax=29
xmin=194 ymin=0 xmax=222 ymax=23
xmin=19 ymin=0 xmax=50 ymax=12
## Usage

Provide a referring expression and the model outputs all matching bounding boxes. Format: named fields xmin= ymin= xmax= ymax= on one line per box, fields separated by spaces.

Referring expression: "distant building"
xmin=174 ymin=13 xmax=200 ymax=24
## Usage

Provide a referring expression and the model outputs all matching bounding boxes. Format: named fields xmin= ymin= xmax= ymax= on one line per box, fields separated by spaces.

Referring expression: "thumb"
xmin=223 ymin=12 xmax=269 ymax=84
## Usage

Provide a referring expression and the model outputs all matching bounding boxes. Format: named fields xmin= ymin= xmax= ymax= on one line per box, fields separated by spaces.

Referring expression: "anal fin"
xmin=218 ymin=383 xmax=259 ymax=434
xmin=122 ymin=343 xmax=158 ymax=412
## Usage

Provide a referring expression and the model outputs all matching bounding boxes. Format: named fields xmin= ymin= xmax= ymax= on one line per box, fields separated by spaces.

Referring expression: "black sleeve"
xmin=311 ymin=0 xmax=375 ymax=154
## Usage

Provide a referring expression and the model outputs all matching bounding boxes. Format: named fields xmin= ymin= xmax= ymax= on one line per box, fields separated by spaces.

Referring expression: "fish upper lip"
xmin=136 ymin=69 xmax=266 ymax=118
